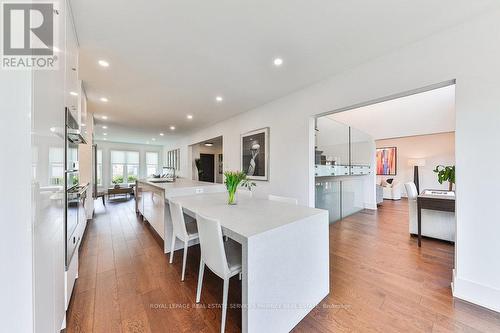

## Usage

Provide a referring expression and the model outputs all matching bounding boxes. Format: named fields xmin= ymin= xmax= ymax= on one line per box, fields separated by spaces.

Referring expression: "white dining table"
xmin=168 ymin=192 xmax=330 ymax=333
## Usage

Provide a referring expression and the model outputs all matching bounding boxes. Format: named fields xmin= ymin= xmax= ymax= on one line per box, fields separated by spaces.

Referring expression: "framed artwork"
xmin=241 ymin=127 xmax=269 ymax=181
xmin=376 ymin=147 xmax=397 ymax=175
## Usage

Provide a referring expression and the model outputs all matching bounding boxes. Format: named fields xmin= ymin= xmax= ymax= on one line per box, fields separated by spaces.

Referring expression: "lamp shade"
xmin=408 ymin=158 xmax=426 ymax=167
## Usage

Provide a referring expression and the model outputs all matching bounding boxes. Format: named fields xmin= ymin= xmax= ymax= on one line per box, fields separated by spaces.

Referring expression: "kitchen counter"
xmin=135 ymin=178 xmax=225 ymax=246
xmin=138 ymin=178 xmax=222 ymax=194
xmin=173 ymin=192 xmax=329 ymax=332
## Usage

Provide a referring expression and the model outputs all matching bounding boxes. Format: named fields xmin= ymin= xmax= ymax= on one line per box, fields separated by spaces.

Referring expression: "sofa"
xmin=404 ymin=182 xmax=455 ymax=242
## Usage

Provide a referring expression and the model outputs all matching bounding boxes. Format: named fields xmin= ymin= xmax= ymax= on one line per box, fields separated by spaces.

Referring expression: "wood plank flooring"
xmin=66 ymin=198 xmax=500 ymax=332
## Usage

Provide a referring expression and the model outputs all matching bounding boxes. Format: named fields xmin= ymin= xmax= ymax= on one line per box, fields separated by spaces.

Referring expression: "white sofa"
xmin=381 ymin=180 xmax=401 ymax=200
xmin=404 ymin=182 xmax=456 ymax=242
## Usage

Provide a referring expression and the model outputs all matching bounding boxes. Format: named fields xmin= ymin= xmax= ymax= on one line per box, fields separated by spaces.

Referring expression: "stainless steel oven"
xmin=64 ymin=107 xmax=87 ymax=268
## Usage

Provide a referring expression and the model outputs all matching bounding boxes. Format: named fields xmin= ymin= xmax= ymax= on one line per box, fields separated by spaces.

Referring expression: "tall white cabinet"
xmin=0 ymin=1 xmax=84 ymax=331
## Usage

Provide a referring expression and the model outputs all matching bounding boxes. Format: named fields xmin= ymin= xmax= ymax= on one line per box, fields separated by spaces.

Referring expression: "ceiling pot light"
xmin=204 ymin=142 xmax=214 ymax=147
xmin=70 ymin=91 xmax=78 ymax=96
xmin=215 ymin=96 xmax=223 ymax=102
xmin=170 ymin=126 xmax=176 ymax=130
xmin=102 ymin=125 xmax=107 ymax=129
xmin=103 ymin=133 xmax=107 ymax=136
xmin=187 ymin=114 xmax=193 ymax=119
xmin=100 ymin=97 xmax=108 ymax=102
xmin=102 ymin=116 xmax=108 ymax=120
xmin=159 ymin=133 xmax=164 ymax=136
xmin=273 ymin=58 xmax=283 ymax=66
xmin=98 ymin=60 xmax=110 ymax=67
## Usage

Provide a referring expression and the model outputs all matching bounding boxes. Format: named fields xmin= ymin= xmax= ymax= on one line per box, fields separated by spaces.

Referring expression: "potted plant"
xmin=112 ymin=175 xmax=124 ymax=188
xmin=433 ymin=165 xmax=455 ymax=191
xmin=194 ymin=158 xmax=203 ymax=180
xmin=224 ymin=171 xmax=255 ymax=205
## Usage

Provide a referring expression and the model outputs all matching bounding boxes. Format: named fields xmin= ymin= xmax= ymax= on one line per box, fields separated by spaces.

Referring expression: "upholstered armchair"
xmin=382 ymin=181 xmax=402 ymax=200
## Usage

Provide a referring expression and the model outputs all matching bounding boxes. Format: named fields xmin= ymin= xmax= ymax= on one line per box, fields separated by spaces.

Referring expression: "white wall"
xmin=95 ymin=140 xmax=163 ymax=188
xmin=164 ymin=9 xmax=500 ymax=312
xmin=376 ymin=132 xmax=455 ymax=195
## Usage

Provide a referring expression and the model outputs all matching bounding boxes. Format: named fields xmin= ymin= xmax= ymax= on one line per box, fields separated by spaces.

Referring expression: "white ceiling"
xmin=69 ymin=0 xmax=495 ymax=144
xmin=327 ymin=84 xmax=455 ymax=140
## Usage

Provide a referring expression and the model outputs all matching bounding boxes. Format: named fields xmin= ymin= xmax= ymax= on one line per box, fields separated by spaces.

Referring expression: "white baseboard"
xmin=453 ymin=274 xmax=500 ymax=313
xmin=364 ymin=202 xmax=378 ymax=210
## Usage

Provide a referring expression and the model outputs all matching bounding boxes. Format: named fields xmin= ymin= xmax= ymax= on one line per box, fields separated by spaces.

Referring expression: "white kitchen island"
xmin=171 ymin=192 xmax=329 ymax=333
xmin=135 ymin=178 xmax=225 ymax=252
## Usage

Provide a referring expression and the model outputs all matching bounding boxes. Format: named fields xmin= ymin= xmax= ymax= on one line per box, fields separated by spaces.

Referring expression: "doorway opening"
xmin=189 ymin=136 xmax=223 ymax=183
xmin=312 ymin=80 xmax=456 ymax=275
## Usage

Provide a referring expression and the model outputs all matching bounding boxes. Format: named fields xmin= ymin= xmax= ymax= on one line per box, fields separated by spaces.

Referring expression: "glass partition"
xmin=315 ymin=179 xmax=341 ymax=223
xmin=342 ymin=178 xmax=365 ymax=217
xmin=316 ymin=117 xmax=349 ymax=165
xmin=350 ymin=126 xmax=373 ymax=166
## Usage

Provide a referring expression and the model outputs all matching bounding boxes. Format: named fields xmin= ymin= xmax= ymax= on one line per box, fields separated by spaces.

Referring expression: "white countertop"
xmin=138 ymin=178 xmax=220 ymax=191
xmin=170 ymin=192 xmax=327 ymax=240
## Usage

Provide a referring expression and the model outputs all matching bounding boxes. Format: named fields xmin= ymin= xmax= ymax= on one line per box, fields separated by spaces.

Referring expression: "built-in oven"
xmin=64 ymin=107 xmax=86 ymax=268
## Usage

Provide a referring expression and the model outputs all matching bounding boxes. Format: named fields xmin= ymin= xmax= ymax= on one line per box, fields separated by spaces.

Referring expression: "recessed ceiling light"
xmin=102 ymin=116 xmax=108 ymax=120
xmin=187 ymin=114 xmax=193 ymax=119
xmin=98 ymin=60 xmax=110 ymax=67
xmin=81 ymin=123 xmax=86 ymax=127
xmin=273 ymin=58 xmax=283 ymax=66
xmin=102 ymin=125 xmax=107 ymax=129
xmin=103 ymin=133 xmax=107 ymax=136
xmin=100 ymin=97 xmax=108 ymax=102
xmin=50 ymin=127 xmax=56 ymax=132
xmin=159 ymin=133 xmax=164 ymax=136
xmin=215 ymin=96 xmax=223 ymax=102
xmin=70 ymin=91 xmax=78 ymax=96
xmin=204 ymin=142 xmax=214 ymax=147
xmin=170 ymin=126 xmax=176 ymax=130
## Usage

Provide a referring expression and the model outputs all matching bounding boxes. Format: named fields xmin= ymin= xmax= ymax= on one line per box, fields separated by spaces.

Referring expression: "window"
xmin=166 ymin=149 xmax=180 ymax=170
xmin=111 ymin=150 xmax=139 ymax=185
xmin=49 ymin=147 xmax=64 ymax=185
xmin=97 ymin=149 xmax=102 ymax=186
xmin=146 ymin=152 xmax=159 ymax=176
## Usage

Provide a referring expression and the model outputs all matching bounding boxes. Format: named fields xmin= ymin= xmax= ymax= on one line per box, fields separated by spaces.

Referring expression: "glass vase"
xmin=228 ymin=190 xmax=237 ymax=205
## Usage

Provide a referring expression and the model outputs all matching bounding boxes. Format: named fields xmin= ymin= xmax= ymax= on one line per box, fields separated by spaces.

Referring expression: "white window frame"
xmin=97 ymin=149 xmax=103 ymax=186
xmin=110 ymin=150 xmax=140 ymax=185
xmin=146 ymin=151 xmax=160 ymax=176
xmin=166 ymin=148 xmax=180 ymax=170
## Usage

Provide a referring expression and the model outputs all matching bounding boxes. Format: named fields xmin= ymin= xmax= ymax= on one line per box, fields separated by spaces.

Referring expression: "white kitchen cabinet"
xmin=64 ymin=248 xmax=79 ymax=310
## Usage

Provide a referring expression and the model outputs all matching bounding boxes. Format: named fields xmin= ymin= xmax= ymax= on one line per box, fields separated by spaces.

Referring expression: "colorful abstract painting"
xmin=376 ymin=147 xmax=397 ymax=175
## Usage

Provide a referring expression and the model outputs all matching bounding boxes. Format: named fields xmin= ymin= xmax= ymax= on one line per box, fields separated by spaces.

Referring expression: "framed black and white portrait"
xmin=241 ymin=127 xmax=269 ymax=181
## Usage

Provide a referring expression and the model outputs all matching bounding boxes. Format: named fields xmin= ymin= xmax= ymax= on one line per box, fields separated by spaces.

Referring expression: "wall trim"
xmin=453 ymin=275 xmax=500 ymax=313
xmin=364 ymin=202 xmax=377 ymax=210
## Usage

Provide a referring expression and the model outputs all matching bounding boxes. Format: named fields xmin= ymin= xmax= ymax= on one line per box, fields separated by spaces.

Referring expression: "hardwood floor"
xmin=66 ymin=198 xmax=500 ymax=332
